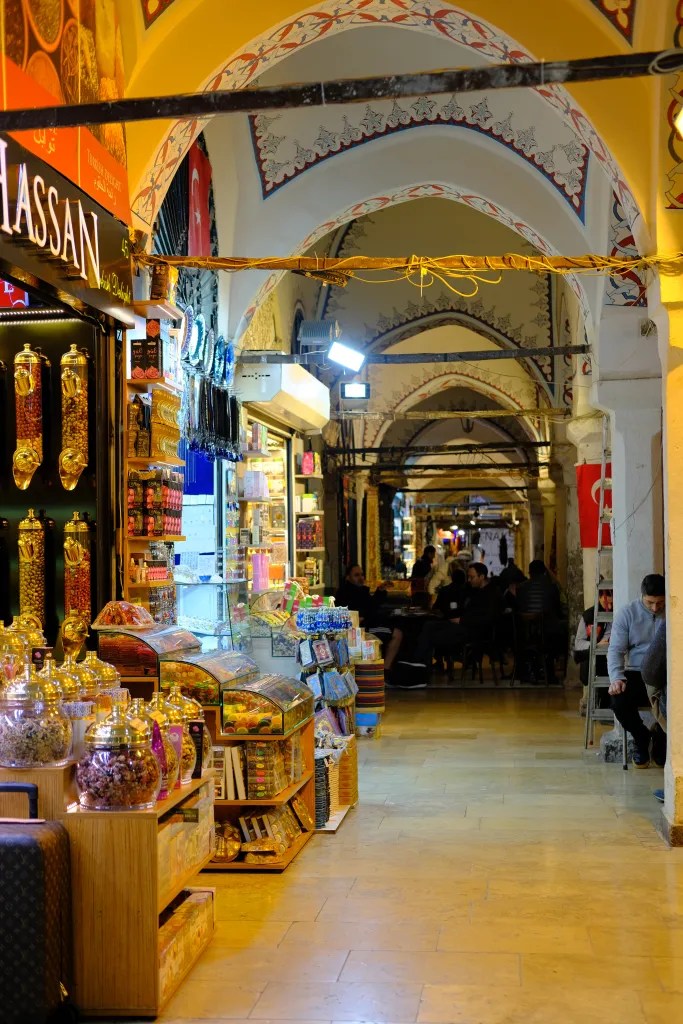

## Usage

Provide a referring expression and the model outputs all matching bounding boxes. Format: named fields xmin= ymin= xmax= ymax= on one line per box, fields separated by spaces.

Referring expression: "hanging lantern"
xmin=13 ymin=344 xmax=43 ymax=489
xmin=59 ymin=345 xmax=89 ymax=490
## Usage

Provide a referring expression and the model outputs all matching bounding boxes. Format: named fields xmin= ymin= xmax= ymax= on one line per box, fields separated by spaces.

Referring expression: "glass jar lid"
xmin=145 ymin=692 xmax=169 ymax=729
xmin=85 ymin=704 xmax=151 ymax=749
xmin=4 ymin=666 xmax=62 ymax=703
xmin=165 ymin=683 xmax=203 ymax=722
xmin=39 ymin=655 xmax=81 ymax=700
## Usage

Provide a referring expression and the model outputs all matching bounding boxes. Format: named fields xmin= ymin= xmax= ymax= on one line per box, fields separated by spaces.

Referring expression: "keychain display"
xmin=59 ymin=344 xmax=89 ymax=490
xmin=12 ymin=344 xmax=43 ymax=489
xmin=64 ymin=512 xmax=92 ymax=624
xmin=18 ymin=509 xmax=46 ymax=626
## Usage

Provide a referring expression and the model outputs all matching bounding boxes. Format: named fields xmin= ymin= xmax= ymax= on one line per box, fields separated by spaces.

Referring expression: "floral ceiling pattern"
xmin=131 ymin=0 xmax=639 ymax=230
xmin=588 ymin=0 xmax=637 ymax=43
xmin=237 ymin=182 xmax=591 ymax=342
xmin=250 ymin=91 xmax=589 ymax=218
xmin=141 ymin=0 xmax=177 ymax=29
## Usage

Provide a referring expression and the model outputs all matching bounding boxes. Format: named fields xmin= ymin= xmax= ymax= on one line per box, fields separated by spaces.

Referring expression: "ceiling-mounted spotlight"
xmin=469 ymin=517 xmax=477 ymax=526
xmin=328 ymin=340 xmax=365 ymax=372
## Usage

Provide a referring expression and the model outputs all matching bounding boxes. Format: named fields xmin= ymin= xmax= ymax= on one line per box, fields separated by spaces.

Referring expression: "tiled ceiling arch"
xmin=131 ymin=0 xmax=639 ymax=229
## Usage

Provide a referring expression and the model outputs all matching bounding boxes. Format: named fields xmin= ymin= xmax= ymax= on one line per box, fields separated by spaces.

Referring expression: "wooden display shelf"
xmin=125 ymin=377 xmax=183 ymax=396
xmin=158 ymin=849 xmax=214 ymax=914
xmin=295 ymin=474 xmax=323 ymax=481
xmin=0 ymin=762 xmax=77 ymax=820
xmin=296 ymin=547 xmax=325 ymax=554
xmin=127 ymin=455 xmax=185 ymax=469
xmin=127 ymin=579 xmax=175 ymax=589
xmin=316 ymin=804 xmax=354 ymax=833
xmin=215 ymin=770 xmax=313 ymax=808
xmin=295 ymin=509 xmax=324 ymax=515
xmin=126 ymin=535 xmax=186 ymax=544
xmin=64 ymin=774 xmax=215 ymax=1016
xmin=206 ymin=829 xmax=313 ymax=873
xmin=159 ymin=923 xmax=213 ymax=1015
xmin=132 ymin=299 xmax=184 ymax=321
xmin=241 ymin=447 xmax=271 ymax=458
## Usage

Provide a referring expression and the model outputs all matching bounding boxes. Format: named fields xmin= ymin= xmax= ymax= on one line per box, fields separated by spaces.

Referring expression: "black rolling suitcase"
xmin=0 ymin=782 xmax=75 ymax=1024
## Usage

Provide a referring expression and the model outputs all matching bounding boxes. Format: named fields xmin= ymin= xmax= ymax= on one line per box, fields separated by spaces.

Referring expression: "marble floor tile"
xmin=147 ymin=688 xmax=683 ymax=1023
xmin=249 ymin=982 xmax=423 ymax=1021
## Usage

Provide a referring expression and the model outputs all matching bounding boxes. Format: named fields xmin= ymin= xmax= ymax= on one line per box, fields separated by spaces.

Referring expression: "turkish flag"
xmin=188 ymin=142 xmax=212 ymax=257
xmin=576 ymin=463 xmax=612 ymax=548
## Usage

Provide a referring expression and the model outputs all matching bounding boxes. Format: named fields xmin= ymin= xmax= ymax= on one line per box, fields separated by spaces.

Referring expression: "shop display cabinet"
xmin=294 ymin=471 xmax=325 ymax=591
xmin=205 ymin=675 xmax=315 ymax=872
xmin=159 ymin=647 xmax=259 ymax=706
xmin=95 ymin=624 xmax=200 ymax=688
xmin=64 ymin=775 xmax=215 ymax=1017
xmin=175 ymin=576 xmax=251 ymax=653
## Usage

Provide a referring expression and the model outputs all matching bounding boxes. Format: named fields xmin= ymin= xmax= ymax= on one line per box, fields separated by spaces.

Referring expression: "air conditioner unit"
xmin=297 ymin=319 xmax=341 ymax=348
xmin=234 ymin=361 xmax=330 ymax=431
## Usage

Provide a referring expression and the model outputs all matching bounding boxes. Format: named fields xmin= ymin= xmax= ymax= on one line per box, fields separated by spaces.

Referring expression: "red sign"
xmin=0 ymin=279 xmax=29 ymax=307
xmin=188 ymin=142 xmax=212 ymax=256
xmin=576 ymin=463 xmax=612 ymax=548
xmin=0 ymin=1 xmax=129 ymax=221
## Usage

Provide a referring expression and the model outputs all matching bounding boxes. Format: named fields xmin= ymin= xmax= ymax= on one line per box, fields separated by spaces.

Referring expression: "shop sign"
xmin=0 ymin=135 xmax=133 ymax=324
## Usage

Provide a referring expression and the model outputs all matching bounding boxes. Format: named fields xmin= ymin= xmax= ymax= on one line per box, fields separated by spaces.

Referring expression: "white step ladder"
xmin=583 ymin=417 xmax=626 ymax=766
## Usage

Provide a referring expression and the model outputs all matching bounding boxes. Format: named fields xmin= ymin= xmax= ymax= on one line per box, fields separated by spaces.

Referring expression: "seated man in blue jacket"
xmin=607 ymin=574 xmax=666 ymax=768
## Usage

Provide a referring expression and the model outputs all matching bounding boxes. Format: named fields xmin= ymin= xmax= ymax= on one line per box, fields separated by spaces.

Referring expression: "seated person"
xmin=607 ymin=573 xmax=666 ymax=768
xmin=397 ymin=563 xmax=500 ymax=674
xmin=516 ymin=560 xmax=568 ymax=674
xmin=334 ymin=564 xmax=391 ymax=629
xmin=433 ymin=564 xmax=466 ymax=617
xmin=641 ymin=617 xmax=667 ymax=732
xmin=382 ymin=592 xmax=435 ymax=685
xmin=573 ymin=589 xmax=612 ymax=710
xmin=410 ymin=545 xmax=436 ymax=596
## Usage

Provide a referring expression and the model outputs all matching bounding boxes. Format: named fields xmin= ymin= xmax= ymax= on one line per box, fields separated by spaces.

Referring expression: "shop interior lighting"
xmin=328 ymin=341 xmax=365 ymax=372
xmin=341 ymin=381 xmax=370 ymax=399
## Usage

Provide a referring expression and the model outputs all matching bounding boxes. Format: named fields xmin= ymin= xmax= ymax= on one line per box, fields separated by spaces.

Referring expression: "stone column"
xmin=593 ymin=378 xmax=663 ymax=609
xmin=660 ymin=312 xmax=683 ymax=840
xmin=537 ymin=474 xmax=557 ymax=572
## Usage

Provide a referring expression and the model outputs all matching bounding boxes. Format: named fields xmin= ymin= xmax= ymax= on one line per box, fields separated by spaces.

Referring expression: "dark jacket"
xmin=517 ymin=577 xmax=563 ymax=621
xmin=434 ymin=582 xmax=464 ymax=619
xmin=334 ymin=582 xmax=383 ymax=626
xmin=641 ymin=619 xmax=667 ymax=730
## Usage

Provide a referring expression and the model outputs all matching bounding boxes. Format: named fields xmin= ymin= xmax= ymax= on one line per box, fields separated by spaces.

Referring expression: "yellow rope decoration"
xmin=134 ymin=248 xmax=677 ymax=297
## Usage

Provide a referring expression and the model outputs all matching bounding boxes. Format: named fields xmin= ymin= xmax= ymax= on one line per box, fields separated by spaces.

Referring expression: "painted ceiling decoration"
xmin=588 ymin=0 xmax=637 ymax=43
xmin=249 ymin=91 xmax=589 ymax=219
xmin=141 ymin=0 xmax=177 ymax=29
xmin=606 ymin=192 xmax=647 ymax=305
xmin=237 ymin=183 xmax=591 ymax=341
xmin=131 ymin=0 xmax=639 ymax=230
xmin=665 ymin=2 xmax=683 ymax=208
xmin=363 ymin=366 xmax=543 ymax=450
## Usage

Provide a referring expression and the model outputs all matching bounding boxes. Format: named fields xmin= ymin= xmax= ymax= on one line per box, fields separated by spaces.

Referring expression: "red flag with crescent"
xmin=576 ymin=463 xmax=612 ymax=548
xmin=188 ymin=142 xmax=212 ymax=256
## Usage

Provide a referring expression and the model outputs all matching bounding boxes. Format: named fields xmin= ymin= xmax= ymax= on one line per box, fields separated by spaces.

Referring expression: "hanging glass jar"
xmin=128 ymin=697 xmax=178 ymax=799
xmin=59 ymin=345 xmax=89 ymax=490
xmin=13 ymin=343 xmax=43 ymax=489
xmin=63 ymin=513 xmax=92 ymax=623
xmin=18 ymin=510 xmax=46 ymax=627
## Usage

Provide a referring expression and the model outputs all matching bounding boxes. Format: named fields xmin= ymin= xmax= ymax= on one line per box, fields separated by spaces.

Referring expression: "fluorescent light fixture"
xmin=328 ymin=341 xmax=365 ymax=372
xmin=341 ymin=381 xmax=370 ymax=400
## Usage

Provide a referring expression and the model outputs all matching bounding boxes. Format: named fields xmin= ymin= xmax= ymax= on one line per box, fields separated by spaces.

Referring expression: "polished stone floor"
xmin=159 ymin=687 xmax=683 ymax=1024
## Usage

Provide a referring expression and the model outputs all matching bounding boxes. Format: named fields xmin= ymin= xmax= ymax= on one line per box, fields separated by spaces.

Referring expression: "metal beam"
xmin=0 ymin=51 xmax=678 ymax=132
xmin=346 ymin=460 xmax=544 ymax=472
xmin=337 ymin=408 xmax=568 ymax=420
xmin=238 ymin=346 xmax=586 ymax=366
xmin=328 ymin=440 xmax=552 ymax=456
xmin=400 ymin=486 xmax=528 ymax=493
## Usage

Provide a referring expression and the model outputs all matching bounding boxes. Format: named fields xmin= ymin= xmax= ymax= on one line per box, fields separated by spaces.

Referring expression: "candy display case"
xmin=159 ymin=649 xmax=259 ymax=706
xmin=95 ymin=625 xmax=200 ymax=681
xmin=220 ymin=674 xmax=313 ymax=737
